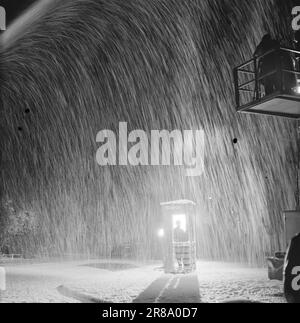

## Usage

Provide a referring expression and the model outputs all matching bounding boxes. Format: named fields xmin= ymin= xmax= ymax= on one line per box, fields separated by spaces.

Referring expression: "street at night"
xmin=1 ymin=260 xmax=283 ymax=303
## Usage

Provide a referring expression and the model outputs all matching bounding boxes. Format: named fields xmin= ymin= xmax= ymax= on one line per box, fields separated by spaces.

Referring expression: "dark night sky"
xmin=1 ymin=0 xmax=38 ymax=26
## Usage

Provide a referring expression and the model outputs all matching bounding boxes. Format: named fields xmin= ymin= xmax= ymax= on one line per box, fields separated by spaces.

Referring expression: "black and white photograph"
xmin=1 ymin=0 xmax=300 ymax=308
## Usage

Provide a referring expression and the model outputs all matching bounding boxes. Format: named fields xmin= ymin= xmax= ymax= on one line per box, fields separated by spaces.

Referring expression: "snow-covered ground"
xmin=197 ymin=262 xmax=284 ymax=303
xmin=0 ymin=260 xmax=285 ymax=303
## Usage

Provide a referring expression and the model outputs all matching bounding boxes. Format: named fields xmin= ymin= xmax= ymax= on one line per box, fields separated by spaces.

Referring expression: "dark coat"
xmin=284 ymin=233 xmax=300 ymax=303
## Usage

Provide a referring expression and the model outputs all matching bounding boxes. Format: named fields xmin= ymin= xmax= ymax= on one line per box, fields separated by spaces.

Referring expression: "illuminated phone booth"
xmin=159 ymin=200 xmax=197 ymax=274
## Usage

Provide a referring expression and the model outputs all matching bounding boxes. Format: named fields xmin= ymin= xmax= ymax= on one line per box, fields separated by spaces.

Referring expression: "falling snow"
xmin=0 ymin=0 xmax=298 ymax=266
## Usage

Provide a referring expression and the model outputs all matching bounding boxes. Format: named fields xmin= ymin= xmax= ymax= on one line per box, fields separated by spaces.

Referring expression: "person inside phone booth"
xmin=173 ymin=220 xmax=188 ymax=271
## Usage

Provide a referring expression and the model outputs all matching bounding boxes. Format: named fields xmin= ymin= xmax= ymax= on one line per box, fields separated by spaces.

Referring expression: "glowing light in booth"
xmin=172 ymin=214 xmax=187 ymax=232
xmin=158 ymin=229 xmax=165 ymax=238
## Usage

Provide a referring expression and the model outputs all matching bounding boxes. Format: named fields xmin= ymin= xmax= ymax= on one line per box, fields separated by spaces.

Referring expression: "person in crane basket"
xmin=254 ymin=34 xmax=297 ymax=96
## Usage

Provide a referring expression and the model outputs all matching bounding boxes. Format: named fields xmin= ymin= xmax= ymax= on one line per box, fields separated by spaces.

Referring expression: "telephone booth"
xmin=159 ymin=200 xmax=197 ymax=274
xmin=234 ymin=47 xmax=300 ymax=119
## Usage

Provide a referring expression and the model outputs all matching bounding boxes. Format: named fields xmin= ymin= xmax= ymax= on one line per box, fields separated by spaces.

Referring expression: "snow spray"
xmin=292 ymin=6 xmax=300 ymax=31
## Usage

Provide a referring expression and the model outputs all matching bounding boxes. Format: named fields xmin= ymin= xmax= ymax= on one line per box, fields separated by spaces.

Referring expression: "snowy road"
xmin=196 ymin=262 xmax=284 ymax=303
xmin=0 ymin=260 xmax=285 ymax=303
